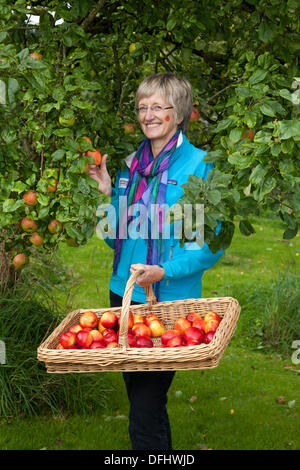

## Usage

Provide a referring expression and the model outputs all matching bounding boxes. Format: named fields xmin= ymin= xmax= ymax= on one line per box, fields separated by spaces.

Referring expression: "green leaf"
xmin=213 ymin=118 xmax=234 ymax=133
xmin=249 ymin=69 xmax=268 ymax=86
xmin=206 ymin=189 xmax=221 ymax=205
xmin=249 ymin=164 xmax=267 ymax=185
xmin=229 ymin=128 xmax=243 ymax=143
xmin=53 ymin=128 xmax=73 ymax=137
xmin=71 ymin=97 xmax=92 ymax=109
xmin=51 ymin=149 xmax=65 ymax=161
xmin=258 ymin=20 xmax=274 ymax=43
xmin=167 ymin=17 xmax=177 ymax=31
xmin=239 ymin=220 xmax=256 ymax=236
xmin=283 ymin=227 xmax=298 ymax=240
xmin=7 ymin=78 xmax=19 ymax=104
xmin=277 ymin=120 xmax=300 ymax=140
xmin=228 ymin=152 xmax=254 ymax=169
xmin=78 ymin=178 xmax=90 ymax=195
xmin=0 ymin=80 xmax=6 ymax=105
xmin=244 ymin=110 xmax=257 ymax=128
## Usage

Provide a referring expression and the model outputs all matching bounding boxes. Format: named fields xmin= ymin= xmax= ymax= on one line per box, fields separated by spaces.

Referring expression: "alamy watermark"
xmin=291 ymin=340 xmax=300 ymax=365
xmin=96 ymin=199 xmax=204 ymax=250
xmin=0 ymin=340 xmax=6 ymax=365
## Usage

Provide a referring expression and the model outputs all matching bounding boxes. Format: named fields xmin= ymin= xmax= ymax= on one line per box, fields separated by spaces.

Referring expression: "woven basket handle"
xmin=118 ymin=268 xmax=157 ymax=348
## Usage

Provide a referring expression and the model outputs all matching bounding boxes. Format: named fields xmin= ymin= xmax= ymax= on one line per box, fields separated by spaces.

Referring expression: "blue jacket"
xmin=97 ymin=133 xmax=224 ymax=303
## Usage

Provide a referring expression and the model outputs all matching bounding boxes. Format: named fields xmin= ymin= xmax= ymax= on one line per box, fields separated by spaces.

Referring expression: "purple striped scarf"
xmin=113 ymin=130 xmax=180 ymax=298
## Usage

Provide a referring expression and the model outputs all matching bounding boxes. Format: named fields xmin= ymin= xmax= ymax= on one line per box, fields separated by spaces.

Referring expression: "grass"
xmin=0 ymin=215 xmax=299 ymax=450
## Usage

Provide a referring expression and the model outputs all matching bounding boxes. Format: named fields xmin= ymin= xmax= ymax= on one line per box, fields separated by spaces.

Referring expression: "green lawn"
xmin=0 ymin=216 xmax=299 ymax=450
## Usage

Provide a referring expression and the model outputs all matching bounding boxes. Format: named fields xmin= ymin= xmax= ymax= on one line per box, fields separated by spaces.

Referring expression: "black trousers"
xmin=110 ymin=290 xmax=176 ymax=451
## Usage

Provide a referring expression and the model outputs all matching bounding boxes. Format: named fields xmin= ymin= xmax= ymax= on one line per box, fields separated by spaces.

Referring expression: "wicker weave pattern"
xmin=37 ymin=269 xmax=240 ymax=373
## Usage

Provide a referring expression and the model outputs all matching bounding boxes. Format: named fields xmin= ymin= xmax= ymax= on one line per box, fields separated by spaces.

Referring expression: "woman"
xmin=89 ymin=73 xmax=224 ymax=450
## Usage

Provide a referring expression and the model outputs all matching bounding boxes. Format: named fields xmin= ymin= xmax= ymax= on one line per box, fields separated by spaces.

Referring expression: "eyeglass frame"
xmin=135 ymin=105 xmax=174 ymax=115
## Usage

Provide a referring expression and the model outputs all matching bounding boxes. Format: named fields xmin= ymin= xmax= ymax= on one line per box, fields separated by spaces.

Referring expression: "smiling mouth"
xmin=145 ymin=123 xmax=161 ymax=127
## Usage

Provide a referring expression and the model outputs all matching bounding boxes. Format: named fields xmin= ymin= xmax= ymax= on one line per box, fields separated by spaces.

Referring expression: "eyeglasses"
xmin=135 ymin=105 xmax=174 ymax=115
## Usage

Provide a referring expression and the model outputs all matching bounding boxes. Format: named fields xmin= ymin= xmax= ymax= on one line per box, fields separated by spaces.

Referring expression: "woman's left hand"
xmin=130 ymin=263 xmax=165 ymax=287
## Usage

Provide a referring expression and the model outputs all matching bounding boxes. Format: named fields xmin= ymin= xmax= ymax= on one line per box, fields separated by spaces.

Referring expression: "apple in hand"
xmin=84 ymin=149 xmax=101 ymax=166
xmin=60 ymin=331 xmax=76 ymax=349
xmin=80 ymin=311 xmax=98 ymax=329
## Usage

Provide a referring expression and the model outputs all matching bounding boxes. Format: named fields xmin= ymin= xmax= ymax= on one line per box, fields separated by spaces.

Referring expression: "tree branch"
xmin=81 ymin=0 xmax=107 ymax=30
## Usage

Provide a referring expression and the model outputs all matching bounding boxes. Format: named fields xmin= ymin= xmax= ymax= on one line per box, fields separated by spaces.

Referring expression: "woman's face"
xmin=137 ymin=92 xmax=179 ymax=148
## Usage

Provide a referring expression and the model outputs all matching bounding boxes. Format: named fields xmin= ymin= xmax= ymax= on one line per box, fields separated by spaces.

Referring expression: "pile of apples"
xmin=56 ymin=309 xmax=222 ymax=350
xmin=160 ymin=311 xmax=221 ymax=347
xmin=56 ymin=310 xmax=166 ymax=350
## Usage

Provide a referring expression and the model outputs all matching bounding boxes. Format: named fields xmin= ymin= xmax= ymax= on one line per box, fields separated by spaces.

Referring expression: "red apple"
xmin=90 ymin=340 xmax=106 ymax=349
xmin=60 ymin=331 xmax=76 ymax=349
xmin=21 ymin=217 xmax=38 ymax=232
xmin=127 ymin=333 xmax=137 ymax=347
xmin=133 ymin=313 xmax=145 ymax=324
xmin=192 ymin=317 xmax=206 ymax=332
xmin=184 ymin=338 xmax=200 ymax=347
xmin=161 ymin=329 xmax=182 ymax=345
xmin=148 ymin=319 xmax=165 ymax=337
xmin=118 ymin=310 xmax=134 ymax=329
xmin=100 ymin=311 xmax=118 ymax=329
xmin=132 ymin=322 xmax=151 ymax=338
xmin=68 ymin=324 xmax=83 ymax=335
xmin=190 ymin=107 xmax=199 ymax=122
xmin=203 ymin=331 xmax=215 ymax=344
xmin=106 ymin=341 xmax=118 ymax=348
xmin=144 ymin=313 xmax=159 ymax=327
xmin=174 ymin=317 xmax=191 ymax=334
xmin=29 ymin=232 xmax=43 ymax=246
xmin=48 ymin=219 xmax=63 ymax=234
xmin=84 ymin=149 xmax=101 ymax=165
xmin=80 ymin=311 xmax=98 ymax=329
xmin=186 ymin=312 xmax=201 ymax=323
xmin=166 ymin=335 xmax=184 ymax=347
xmin=75 ymin=330 xmax=93 ymax=348
xmin=136 ymin=336 xmax=153 ymax=348
xmin=103 ymin=330 xmax=118 ymax=345
xmin=47 ymin=178 xmax=58 ymax=193
xmin=184 ymin=327 xmax=205 ymax=344
xmin=204 ymin=312 xmax=221 ymax=324
xmin=56 ymin=343 xmax=64 ymax=350
xmin=22 ymin=190 xmax=38 ymax=206
xmin=204 ymin=319 xmax=219 ymax=334
xmin=123 ymin=123 xmax=135 ymax=134
xmin=29 ymin=52 xmax=42 ymax=60
xmin=89 ymin=329 xmax=104 ymax=342
xmin=78 ymin=136 xmax=92 ymax=152
xmin=12 ymin=253 xmax=29 ymax=270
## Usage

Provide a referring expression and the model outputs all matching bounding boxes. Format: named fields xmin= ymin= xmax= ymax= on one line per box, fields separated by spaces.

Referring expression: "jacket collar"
xmin=124 ymin=131 xmax=184 ymax=169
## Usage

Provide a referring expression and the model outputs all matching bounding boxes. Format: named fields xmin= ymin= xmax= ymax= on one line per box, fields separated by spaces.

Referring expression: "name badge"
xmin=167 ymin=179 xmax=177 ymax=185
xmin=119 ymin=178 xmax=129 ymax=189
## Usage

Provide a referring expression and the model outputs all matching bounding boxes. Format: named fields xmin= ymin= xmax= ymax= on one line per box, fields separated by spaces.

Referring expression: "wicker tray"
xmin=37 ymin=269 xmax=241 ymax=373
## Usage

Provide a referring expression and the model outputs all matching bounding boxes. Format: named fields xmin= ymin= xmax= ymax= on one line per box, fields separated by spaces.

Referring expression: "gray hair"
xmin=135 ymin=73 xmax=194 ymax=134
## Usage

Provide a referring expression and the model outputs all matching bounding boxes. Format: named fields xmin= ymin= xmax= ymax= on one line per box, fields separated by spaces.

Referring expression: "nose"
xmin=144 ymin=107 xmax=156 ymax=119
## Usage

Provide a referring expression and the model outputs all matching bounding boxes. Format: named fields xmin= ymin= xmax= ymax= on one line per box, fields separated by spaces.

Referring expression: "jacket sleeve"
xmin=159 ymin=240 xmax=224 ymax=280
xmin=96 ymin=170 xmax=121 ymax=249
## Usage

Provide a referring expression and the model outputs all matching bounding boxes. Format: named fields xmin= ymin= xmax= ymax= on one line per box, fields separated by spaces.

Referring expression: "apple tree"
xmin=0 ymin=0 xmax=299 ymax=288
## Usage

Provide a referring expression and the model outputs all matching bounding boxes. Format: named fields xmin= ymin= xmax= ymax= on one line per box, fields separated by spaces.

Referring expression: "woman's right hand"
xmin=88 ymin=153 xmax=112 ymax=196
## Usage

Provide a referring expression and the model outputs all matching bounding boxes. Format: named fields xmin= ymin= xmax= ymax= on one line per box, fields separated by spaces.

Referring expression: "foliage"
xmin=0 ymin=0 xmax=299 ymax=277
xmin=0 ymin=255 xmax=111 ymax=419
